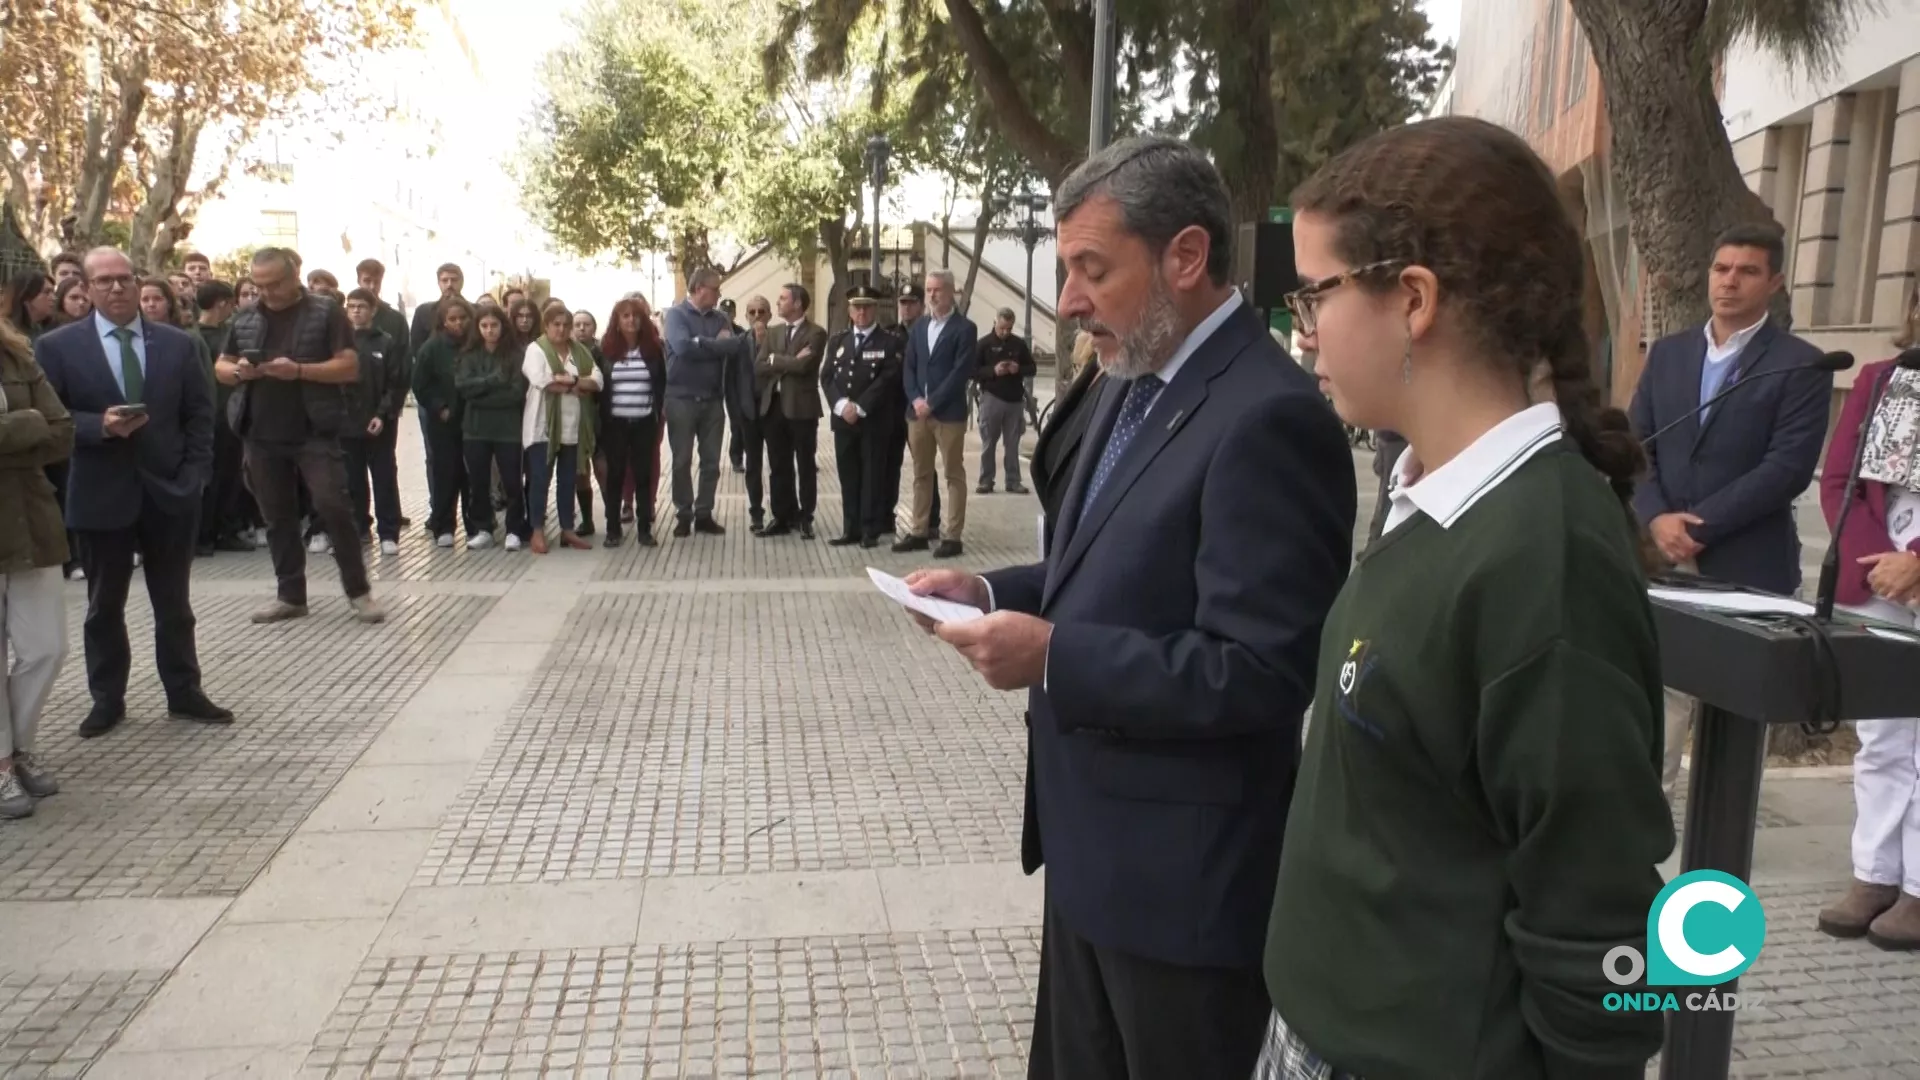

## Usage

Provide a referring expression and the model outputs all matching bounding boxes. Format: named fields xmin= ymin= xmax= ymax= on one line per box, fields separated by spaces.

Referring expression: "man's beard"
xmin=1085 ymin=272 xmax=1181 ymax=381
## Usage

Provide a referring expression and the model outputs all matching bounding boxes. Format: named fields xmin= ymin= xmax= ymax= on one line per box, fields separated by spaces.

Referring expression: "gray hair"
xmin=251 ymin=247 xmax=298 ymax=276
xmin=996 ymin=307 xmax=1016 ymax=321
xmin=688 ymin=267 xmax=722 ymax=292
xmin=1055 ymin=136 xmax=1234 ymax=285
xmin=925 ymin=269 xmax=956 ymax=290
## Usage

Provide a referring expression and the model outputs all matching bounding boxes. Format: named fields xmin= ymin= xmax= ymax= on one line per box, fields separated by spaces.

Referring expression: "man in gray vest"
xmin=216 ymin=248 xmax=386 ymax=625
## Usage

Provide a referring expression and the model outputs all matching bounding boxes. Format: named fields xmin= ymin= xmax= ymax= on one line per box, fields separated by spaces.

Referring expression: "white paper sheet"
xmin=867 ymin=567 xmax=986 ymax=624
xmin=1647 ymin=588 xmax=1816 ymax=617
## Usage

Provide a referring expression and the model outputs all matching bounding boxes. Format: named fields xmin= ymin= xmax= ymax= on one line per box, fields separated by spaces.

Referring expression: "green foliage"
xmin=1700 ymin=0 xmax=1878 ymax=78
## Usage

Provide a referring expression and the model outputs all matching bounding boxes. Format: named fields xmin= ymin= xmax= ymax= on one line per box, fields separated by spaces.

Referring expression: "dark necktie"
xmin=1078 ymin=374 xmax=1164 ymax=523
xmin=112 ymin=326 xmax=143 ymax=404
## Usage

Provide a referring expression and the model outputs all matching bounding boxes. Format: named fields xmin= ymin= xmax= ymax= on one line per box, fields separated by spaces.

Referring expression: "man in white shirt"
xmin=893 ymin=270 xmax=979 ymax=558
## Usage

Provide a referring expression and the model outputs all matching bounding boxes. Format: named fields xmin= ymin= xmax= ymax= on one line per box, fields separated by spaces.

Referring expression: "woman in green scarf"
xmin=520 ymin=302 xmax=598 ymax=554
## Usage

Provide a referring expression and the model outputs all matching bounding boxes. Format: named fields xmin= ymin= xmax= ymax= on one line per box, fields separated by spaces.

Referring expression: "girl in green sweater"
xmin=455 ymin=307 xmax=530 ymax=552
xmin=1256 ymin=117 xmax=1673 ymax=1080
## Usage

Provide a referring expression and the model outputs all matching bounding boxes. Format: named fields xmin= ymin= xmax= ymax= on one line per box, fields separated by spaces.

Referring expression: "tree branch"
xmin=939 ymin=0 xmax=1078 ymax=181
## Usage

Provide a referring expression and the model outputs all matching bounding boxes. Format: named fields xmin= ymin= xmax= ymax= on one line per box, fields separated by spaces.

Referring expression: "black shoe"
xmin=799 ymin=521 xmax=815 ymax=540
xmin=860 ymin=535 xmax=881 ymax=549
xmin=167 ymin=693 xmax=235 ymax=725
xmin=673 ymin=520 xmax=692 ymax=538
xmin=891 ymin=535 xmax=930 ymax=553
xmin=749 ymin=513 xmax=765 ymax=534
xmin=603 ymin=530 xmax=622 ymax=549
xmin=828 ymin=534 xmax=860 ymax=547
xmin=977 ymin=484 xmax=994 ymax=495
xmin=758 ymin=522 xmax=792 ymax=538
xmin=196 ymin=542 xmax=216 ymax=558
xmin=732 ymin=462 xmax=746 ymax=474
xmin=638 ymin=531 xmax=658 ymax=547
xmin=694 ymin=516 xmax=726 ymax=535
xmin=1006 ymin=485 xmax=1030 ymax=495
xmin=399 ymin=515 xmax=412 ymax=528
xmin=78 ymin=704 xmax=125 ymax=739
xmin=934 ymin=540 xmax=964 ymax=559
xmin=577 ymin=520 xmax=595 ymax=538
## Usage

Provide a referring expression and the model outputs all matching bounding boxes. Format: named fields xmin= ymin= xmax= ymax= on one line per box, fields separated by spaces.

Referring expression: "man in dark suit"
xmin=821 ymin=285 xmax=904 ymax=547
xmin=894 ymin=270 xmax=978 ymax=558
xmin=1627 ymin=221 xmax=1831 ymax=793
xmin=756 ymin=283 xmax=829 ymax=539
xmin=35 ymin=248 xmax=233 ymax=738
xmin=905 ymin=138 xmax=1354 ymax=1079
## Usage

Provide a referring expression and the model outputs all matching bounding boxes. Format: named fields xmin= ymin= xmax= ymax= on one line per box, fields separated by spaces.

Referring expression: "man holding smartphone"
xmin=217 ymin=248 xmax=386 ymax=625
xmin=33 ymin=247 xmax=232 ymax=739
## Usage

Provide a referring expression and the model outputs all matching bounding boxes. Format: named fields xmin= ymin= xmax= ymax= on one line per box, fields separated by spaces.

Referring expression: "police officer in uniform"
xmin=882 ymin=282 xmax=937 ymax=536
xmin=821 ymin=286 xmax=904 ymax=547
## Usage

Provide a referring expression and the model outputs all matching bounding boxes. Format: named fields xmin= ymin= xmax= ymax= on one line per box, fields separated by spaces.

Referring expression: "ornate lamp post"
xmin=865 ymin=134 xmax=890 ymax=311
xmin=1011 ymin=188 xmax=1049 ymax=347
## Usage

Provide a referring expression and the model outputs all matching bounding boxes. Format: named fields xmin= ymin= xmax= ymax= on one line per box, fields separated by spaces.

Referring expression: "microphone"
xmin=1641 ymin=351 xmax=1853 ymax=446
xmin=1818 ymin=349 xmax=1920 ymax=620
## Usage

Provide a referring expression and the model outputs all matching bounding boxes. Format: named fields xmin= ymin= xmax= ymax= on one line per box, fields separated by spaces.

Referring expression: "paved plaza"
xmin=0 ymin=415 xmax=1916 ymax=1078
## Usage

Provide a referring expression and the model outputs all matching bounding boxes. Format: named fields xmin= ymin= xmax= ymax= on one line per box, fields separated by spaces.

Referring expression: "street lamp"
xmin=865 ymin=134 xmax=890 ymax=309
xmin=1008 ymin=188 xmax=1049 ymax=348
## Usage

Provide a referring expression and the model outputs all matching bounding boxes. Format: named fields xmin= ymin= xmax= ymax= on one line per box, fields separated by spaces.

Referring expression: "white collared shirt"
xmin=925 ymin=310 xmax=953 ymax=354
xmin=1382 ymin=402 xmax=1563 ymax=534
xmin=1698 ymin=313 xmax=1767 ymax=422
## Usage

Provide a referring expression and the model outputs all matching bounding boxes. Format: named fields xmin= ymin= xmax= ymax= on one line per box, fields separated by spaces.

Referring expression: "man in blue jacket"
xmin=1628 ymin=221 xmax=1832 ymax=793
xmin=892 ymin=269 xmax=978 ymax=558
xmin=663 ymin=267 xmax=752 ymax=536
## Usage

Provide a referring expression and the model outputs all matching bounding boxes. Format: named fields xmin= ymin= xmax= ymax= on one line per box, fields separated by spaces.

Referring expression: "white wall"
xmin=1722 ymin=0 xmax=1920 ymax=142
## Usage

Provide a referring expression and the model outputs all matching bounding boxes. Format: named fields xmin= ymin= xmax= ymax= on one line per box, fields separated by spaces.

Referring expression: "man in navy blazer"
xmin=1627 ymin=222 xmax=1831 ymax=792
xmin=893 ymin=269 xmax=979 ymax=558
xmin=907 ymin=139 xmax=1354 ymax=1079
xmin=35 ymin=248 xmax=232 ymax=739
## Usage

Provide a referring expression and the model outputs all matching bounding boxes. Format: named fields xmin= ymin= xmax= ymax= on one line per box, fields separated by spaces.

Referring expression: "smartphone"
xmin=240 ymin=349 xmax=264 ymax=365
xmin=117 ymin=403 xmax=148 ymax=417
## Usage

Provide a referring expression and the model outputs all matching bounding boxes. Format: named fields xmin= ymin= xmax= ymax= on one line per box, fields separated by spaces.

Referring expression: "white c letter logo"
xmin=1658 ymin=879 xmax=1748 ymax=978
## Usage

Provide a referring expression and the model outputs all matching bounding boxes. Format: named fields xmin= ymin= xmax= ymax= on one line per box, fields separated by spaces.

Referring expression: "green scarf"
xmin=535 ymin=337 xmax=596 ymax=471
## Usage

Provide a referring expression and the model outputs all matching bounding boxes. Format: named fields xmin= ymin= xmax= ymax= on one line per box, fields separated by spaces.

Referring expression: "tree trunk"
xmin=129 ymin=100 xmax=204 ymax=269
xmin=819 ymin=217 xmax=852 ymax=334
xmin=72 ymin=55 xmax=150 ymax=247
xmin=940 ymin=0 xmax=1080 ymax=182
xmin=957 ymin=166 xmax=1003 ymax=320
xmin=1213 ymin=0 xmax=1280 ymax=224
xmin=1567 ymin=0 xmax=1776 ymax=336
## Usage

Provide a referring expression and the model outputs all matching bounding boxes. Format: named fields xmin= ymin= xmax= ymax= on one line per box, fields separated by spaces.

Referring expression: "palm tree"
xmin=1568 ymin=0 xmax=1876 ymax=335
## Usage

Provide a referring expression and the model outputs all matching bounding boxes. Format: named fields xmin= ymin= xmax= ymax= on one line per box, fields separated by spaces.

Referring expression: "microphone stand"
xmin=1815 ymin=363 xmax=1900 ymax=622
xmin=1641 ymin=362 xmax=1833 ymax=446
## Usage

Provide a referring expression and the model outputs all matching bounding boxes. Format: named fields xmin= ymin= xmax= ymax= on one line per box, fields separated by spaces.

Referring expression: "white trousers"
xmin=1845 ymin=598 xmax=1920 ymax=895
xmin=2 ymin=565 xmax=68 ymax=760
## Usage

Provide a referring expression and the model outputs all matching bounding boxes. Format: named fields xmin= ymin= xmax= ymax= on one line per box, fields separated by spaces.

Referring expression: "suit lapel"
xmin=86 ymin=317 xmax=130 ymax=406
xmin=1693 ymin=320 xmax=1779 ymax=451
xmin=1042 ymin=306 xmax=1254 ymax=608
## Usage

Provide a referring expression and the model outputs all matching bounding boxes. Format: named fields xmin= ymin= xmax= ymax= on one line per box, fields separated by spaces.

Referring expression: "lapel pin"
xmin=1166 ymin=409 xmax=1184 ymax=431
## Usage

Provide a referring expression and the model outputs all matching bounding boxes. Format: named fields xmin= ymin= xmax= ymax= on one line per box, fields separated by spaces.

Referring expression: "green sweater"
xmin=1265 ymin=442 xmax=1674 ymax=1080
xmin=410 ymin=334 xmax=464 ymax=430
xmin=455 ymin=346 xmax=529 ymax=444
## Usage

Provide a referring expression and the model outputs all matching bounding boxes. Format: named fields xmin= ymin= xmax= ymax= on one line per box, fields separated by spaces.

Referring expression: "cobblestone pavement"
xmin=0 ymin=413 xmax=1912 ymax=1079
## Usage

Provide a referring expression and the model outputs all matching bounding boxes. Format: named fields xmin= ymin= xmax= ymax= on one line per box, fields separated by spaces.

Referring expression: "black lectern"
xmin=1650 ymin=593 xmax=1920 ymax=1080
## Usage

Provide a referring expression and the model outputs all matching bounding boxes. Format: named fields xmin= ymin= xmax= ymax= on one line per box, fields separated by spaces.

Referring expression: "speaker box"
xmin=1236 ymin=220 xmax=1297 ymax=309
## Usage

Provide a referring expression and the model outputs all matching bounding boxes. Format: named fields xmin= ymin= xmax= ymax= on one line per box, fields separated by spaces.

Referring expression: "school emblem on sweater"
xmin=1334 ymin=640 xmax=1382 ymax=740
xmin=1338 ymin=639 xmax=1364 ymax=695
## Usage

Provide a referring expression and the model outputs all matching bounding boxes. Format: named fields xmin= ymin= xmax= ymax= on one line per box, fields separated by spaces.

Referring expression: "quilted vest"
xmin=226 ymin=292 xmax=349 ymax=437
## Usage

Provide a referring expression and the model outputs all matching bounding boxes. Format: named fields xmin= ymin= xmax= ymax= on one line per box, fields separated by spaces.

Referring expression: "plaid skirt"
xmin=1253 ymin=1011 xmax=1363 ymax=1080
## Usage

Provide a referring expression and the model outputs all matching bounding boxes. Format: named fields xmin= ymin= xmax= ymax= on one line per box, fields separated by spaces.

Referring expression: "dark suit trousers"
xmin=246 ymin=439 xmax=373 ymax=605
xmin=424 ymin=417 xmax=471 ymax=537
xmin=199 ymin=418 xmax=247 ymax=544
xmin=763 ymin=407 xmax=817 ymax=525
xmin=834 ymin=417 xmax=893 ymax=538
xmin=75 ymin=497 xmax=205 ymax=709
xmin=1029 ymin=891 xmax=1269 ymax=1080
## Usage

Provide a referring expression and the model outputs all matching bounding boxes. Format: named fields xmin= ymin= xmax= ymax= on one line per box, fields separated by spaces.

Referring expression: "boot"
xmin=1816 ymin=880 xmax=1900 ymax=939
xmin=1866 ymin=891 xmax=1920 ymax=951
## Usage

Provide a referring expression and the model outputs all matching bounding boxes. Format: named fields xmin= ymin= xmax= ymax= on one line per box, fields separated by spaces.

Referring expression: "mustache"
xmin=1077 ymin=319 xmax=1114 ymax=336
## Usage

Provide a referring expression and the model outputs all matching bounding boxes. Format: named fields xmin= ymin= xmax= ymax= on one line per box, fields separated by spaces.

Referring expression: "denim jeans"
xmin=525 ymin=442 xmax=579 ymax=533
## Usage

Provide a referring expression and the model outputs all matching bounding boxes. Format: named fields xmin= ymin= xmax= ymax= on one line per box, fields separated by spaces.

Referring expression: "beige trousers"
xmin=2 ymin=566 xmax=68 ymax=760
xmin=908 ymin=418 xmax=968 ymax=540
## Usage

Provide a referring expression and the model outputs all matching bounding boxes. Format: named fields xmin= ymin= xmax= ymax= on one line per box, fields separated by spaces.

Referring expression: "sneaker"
xmin=349 ymin=594 xmax=388 ymax=624
xmin=11 ymin=752 xmax=57 ymax=798
xmin=69 ymin=567 xmax=85 ymax=582
xmin=0 ymin=771 xmax=32 ymax=820
xmin=436 ymin=533 xmax=455 ymax=548
xmin=307 ymin=535 xmax=331 ymax=556
xmin=504 ymin=534 xmax=523 ymax=552
xmin=251 ymin=599 xmax=309 ymax=624
xmin=468 ymin=531 xmax=493 ymax=550
xmin=380 ymin=540 xmax=400 ymax=557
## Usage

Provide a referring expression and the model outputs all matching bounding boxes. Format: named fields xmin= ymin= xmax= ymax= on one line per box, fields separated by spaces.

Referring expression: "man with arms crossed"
xmin=908 ymin=138 xmax=1354 ymax=1079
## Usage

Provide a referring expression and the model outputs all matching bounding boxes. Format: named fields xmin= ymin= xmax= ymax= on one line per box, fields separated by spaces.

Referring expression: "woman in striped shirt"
xmin=597 ymin=297 xmax=666 ymax=548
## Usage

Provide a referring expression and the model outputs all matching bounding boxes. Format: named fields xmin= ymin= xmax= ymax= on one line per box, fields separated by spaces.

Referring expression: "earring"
xmin=1401 ymin=331 xmax=1413 ymax=384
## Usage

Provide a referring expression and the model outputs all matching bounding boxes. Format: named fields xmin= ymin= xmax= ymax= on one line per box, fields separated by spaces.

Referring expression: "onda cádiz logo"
xmin=1601 ymin=870 xmax=1768 ymax=1013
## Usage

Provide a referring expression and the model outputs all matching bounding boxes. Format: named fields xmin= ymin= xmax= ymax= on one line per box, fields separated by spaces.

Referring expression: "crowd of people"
xmin=4 ymin=115 xmax=1918 ymax=1080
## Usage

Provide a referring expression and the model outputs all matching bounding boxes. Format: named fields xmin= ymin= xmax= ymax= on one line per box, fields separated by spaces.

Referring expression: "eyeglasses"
xmin=88 ymin=274 xmax=136 ymax=292
xmin=1283 ymin=260 xmax=1408 ymax=337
